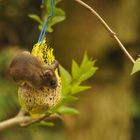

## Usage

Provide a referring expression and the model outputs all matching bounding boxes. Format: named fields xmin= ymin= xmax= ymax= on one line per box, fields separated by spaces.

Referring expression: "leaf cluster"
xmin=53 ymin=53 xmax=98 ymax=116
xmin=29 ymin=0 xmax=65 ymax=33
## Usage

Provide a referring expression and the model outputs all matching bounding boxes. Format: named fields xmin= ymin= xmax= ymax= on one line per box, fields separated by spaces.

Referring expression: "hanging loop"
xmin=38 ymin=0 xmax=55 ymax=44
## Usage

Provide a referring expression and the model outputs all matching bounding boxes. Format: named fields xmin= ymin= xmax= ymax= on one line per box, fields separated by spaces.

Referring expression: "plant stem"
xmin=0 ymin=109 xmax=60 ymax=131
xmin=75 ymin=0 xmax=135 ymax=64
xmin=0 ymin=116 xmax=31 ymax=131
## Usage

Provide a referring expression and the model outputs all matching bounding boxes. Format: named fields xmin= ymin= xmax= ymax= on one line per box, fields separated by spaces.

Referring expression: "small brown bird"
xmin=9 ymin=51 xmax=58 ymax=89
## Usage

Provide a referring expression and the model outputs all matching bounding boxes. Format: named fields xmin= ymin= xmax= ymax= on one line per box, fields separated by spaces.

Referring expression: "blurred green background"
xmin=0 ymin=0 xmax=140 ymax=140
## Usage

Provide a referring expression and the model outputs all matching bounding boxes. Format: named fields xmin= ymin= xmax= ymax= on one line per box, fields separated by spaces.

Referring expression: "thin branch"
xmin=20 ymin=113 xmax=61 ymax=127
xmin=0 ymin=116 xmax=31 ymax=131
xmin=75 ymin=0 xmax=135 ymax=64
xmin=0 ymin=109 xmax=61 ymax=131
xmin=20 ymin=114 xmax=47 ymax=127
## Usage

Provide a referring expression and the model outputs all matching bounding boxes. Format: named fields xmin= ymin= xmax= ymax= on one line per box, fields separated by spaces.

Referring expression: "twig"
xmin=20 ymin=114 xmax=47 ymax=127
xmin=20 ymin=113 xmax=61 ymax=127
xmin=0 ymin=109 xmax=61 ymax=131
xmin=75 ymin=0 xmax=135 ymax=64
xmin=0 ymin=116 xmax=31 ymax=131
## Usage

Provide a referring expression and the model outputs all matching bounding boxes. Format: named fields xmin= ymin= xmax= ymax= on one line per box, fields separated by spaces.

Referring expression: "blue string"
xmin=38 ymin=0 xmax=55 ymax=44
xmin=38 ymin=17 xmax=48 ymax=43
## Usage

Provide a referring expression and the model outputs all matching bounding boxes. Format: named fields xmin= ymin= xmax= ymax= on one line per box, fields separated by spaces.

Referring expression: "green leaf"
xmin=28 ymin=14 xmax=43 ymax=25
xmin=59 ymin=65 xmax=72 ymax=95
xmin=43 ymin=0 xmax=65 ymax=33
xmin=61 ymin=96 xmax=78 ymax=104
xmin=81 ymin=52 xmax=89 ymax=67
xmin=57 ymin=106 xmax=79 ymax=115
xmin=72 ymin=53 xmax=97 ymax=83
xmin=72 ymin=60 xmax=80 ymax=79
xmin=131 ymin=57 xmax=140 ymax=75
xmin=59 ymin=53 xmax=97 ymax=96
xmin=78 ymin=53 xmax=98 ymax=82
xmin=57 ymin=53 xmax=97 ymax=109
xmin=71 ymin=85 xmax=91 ymax=94
xmin=39 ymin=121 xmax=54 ymax=127
xmin=79 ymin=67 xmax=97 ymax=82
xmin=47 ymin=8 xmax=65 ymax=33
xmin=30 ymin=0 xmax=65 ymax=33
xmin=53 ymin=96 xmax=78 ymax=111
xmin=59 ymin=65 xmax=72 ymax=85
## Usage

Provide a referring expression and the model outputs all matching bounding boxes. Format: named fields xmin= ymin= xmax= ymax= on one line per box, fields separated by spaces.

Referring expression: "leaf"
xmin=72 ymin=60 xmax=80 ymax=79
xmin=131 ymin=57 xmax=140 ymax=75
xmin=72 ymin=53 xmax=98 ymax=83
xmin=53 ymin=96 xmax=78 ymax=111
xmin=61 ymin=96 xmax=79 ymax=104
xmin=71 ymin=85 xmax=91 ymax=94
xmin=79 ymin=67 xmax=97 ymax=82
xmin=43 ymin=0 xmax=65 ymax=33
xmin=57 ymin=53 xmax=97 ymax=110
xmin=59 ymin=53 xmax=97 ymax=96
xmin=59 ymin=65 xmax=72 ymax=85
xmin=29 ymin=0 xmax=66 ymax=33
xmin=78 ymin=53 xmax=98 ymax=82
xmin=47 ymin=8 xmax=65 ymax=33
xmin=59 ymin=65 xmax=72 ymax=95
xmin=57 ymin=106 xmax=79 ymax=115
xmin=28 ymin=14 xmax=43 ymax=25
xmin=39 ymin=121 xmax=54 ymax=127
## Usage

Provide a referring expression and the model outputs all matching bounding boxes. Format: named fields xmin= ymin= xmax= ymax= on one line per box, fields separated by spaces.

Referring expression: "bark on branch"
xmin=75 ymin=0 xmax=135 ymax=64
xmin=0 ymin=109 xmax=60 ymax=131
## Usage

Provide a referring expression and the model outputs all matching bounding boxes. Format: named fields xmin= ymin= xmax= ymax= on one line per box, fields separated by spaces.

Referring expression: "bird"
xmin=9 ymin=40 xmax=62 ymax=117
